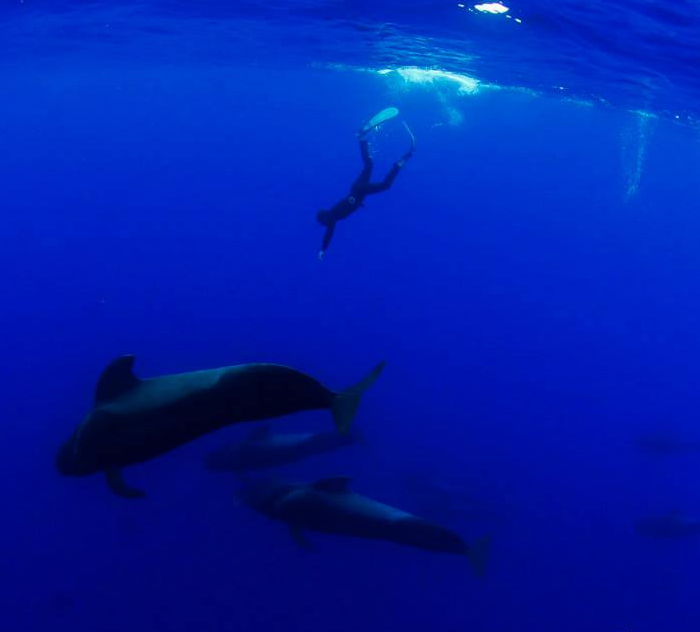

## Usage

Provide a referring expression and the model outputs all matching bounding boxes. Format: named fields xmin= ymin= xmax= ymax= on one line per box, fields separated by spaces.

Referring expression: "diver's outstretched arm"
xmin=319 ymin=222 xmax=336 ymax=259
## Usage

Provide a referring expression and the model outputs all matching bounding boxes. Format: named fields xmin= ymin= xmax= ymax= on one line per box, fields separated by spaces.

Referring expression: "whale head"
xmin=55 ymin=416 xmax=102 ymax=477
xmin=55 ymin=435 xmax=86 ymax=476
xmin=239 ymin=477 xmax=297 ymax=513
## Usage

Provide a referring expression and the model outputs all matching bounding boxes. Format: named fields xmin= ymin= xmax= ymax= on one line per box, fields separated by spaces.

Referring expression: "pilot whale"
xmin=241 ymin=476 xmax=491 ymax=577
xmin=636 ymin=511 xmax=700 ymax=538
xmin=633 ymin=434 xmax=700 ymax=455
xmin=206 ymin=425 xmax=364 ymax=472
xmin=56 ymin=355 xmax=384 ymax=498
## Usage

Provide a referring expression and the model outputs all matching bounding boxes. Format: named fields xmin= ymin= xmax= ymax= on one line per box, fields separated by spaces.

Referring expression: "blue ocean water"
xmin=2 ymin=1 xmax=700 ymax=631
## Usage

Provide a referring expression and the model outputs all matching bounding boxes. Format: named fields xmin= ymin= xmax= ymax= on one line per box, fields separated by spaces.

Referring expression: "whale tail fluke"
xmin=466 ymin=534 xmax=492 ymax=579
xmin=331 ymin=361 xmax=385 ymax=434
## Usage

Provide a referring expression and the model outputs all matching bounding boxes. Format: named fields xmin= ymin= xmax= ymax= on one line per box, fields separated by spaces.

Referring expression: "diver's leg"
xmin=354 ymin=139 xmax=373 ymax=186
xmin=363 ymin=162 xmax=402 ymax=194
xmin=363 ymin=142 xmax=414 ymax=194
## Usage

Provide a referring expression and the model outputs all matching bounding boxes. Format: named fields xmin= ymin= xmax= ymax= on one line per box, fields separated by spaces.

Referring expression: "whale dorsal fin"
xmin=246 ymin=425 xmax=272 ymax=441
xmin=95 ymin=355 xmax=140 ymax=405
xmin=312 ymin=476 xmax=352 ymax=493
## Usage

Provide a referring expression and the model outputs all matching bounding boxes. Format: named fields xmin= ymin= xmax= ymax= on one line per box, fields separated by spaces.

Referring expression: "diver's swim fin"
xmin=105 ymin=468 xmax=145 ymax=499
xmin=398 ymin=121 xmax=416 ymax=164
xmin=331 ymin=361 xmax=385 ymax=434
xmin=403 ymin=121 xmax=416 ymax=151
xmin=358 ymin=107 xmax=400 ymax=137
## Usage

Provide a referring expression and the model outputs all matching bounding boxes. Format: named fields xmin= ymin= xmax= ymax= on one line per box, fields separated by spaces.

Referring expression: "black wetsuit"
xmin=317 ymin=139 xmax=408 ymax=254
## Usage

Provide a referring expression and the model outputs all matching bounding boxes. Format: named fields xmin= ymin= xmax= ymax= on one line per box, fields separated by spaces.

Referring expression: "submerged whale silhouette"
xmin=241 ymin=476 xmax=491 ymax=577
xmin=206 ymin=425 xmax=364 ymax=472
xmin=56 ymin=355 xmax=384 ymax=497
xmin=636 ymin=511 xmax=700 ymax=538
xmin=633 ymin=434 xmax=700 ymax=455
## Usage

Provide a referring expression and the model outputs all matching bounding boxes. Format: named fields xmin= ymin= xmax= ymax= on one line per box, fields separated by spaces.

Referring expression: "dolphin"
xmin=205 ymin=425 xmax=365 ymax=472
xmin=56 ymin=355 xmax=384 ymax=497
xmin=636 ymin=511 xmax=700 ymax=538
xmin=240 ymin=476 xmax=491 ymax=577
xmin=633 ymin=434 xmax=700 ymax=455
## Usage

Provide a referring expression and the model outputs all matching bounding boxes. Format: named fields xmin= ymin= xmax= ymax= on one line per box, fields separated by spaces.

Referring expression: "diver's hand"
xmin=318 ymin=250 xmax=325 ymax=261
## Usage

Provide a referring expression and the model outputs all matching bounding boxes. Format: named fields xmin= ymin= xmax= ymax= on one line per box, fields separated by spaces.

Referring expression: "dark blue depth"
xmin=1 ymin=3 xmax=700 ymax=631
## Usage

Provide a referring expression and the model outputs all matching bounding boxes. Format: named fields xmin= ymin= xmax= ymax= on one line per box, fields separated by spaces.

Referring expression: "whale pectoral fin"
xmin=105 ymin=468 xmax=145 ymax=499
xmin=288 ymin=525 xmax=313 ymax=550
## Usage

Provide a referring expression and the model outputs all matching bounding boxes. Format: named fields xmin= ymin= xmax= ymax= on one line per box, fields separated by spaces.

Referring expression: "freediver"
xmin=316 ymin=113 xmax=415 ymax=259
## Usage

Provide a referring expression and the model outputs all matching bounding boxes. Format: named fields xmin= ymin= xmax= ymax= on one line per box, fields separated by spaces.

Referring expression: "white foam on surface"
xmin=474 ymin=3 xmax=509 ymax=14
xmin=383 ymin=66 xmax=481 ymax=95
